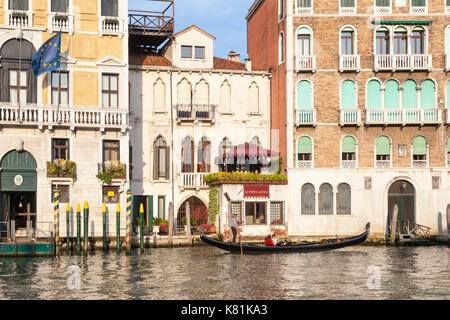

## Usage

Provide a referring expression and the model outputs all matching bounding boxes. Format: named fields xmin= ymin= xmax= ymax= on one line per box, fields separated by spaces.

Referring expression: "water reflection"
xmin=0 ymin=246 xmax=447 ymax=300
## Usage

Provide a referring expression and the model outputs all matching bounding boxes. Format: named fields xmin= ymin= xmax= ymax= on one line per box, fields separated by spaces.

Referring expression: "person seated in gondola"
xmin=264 ymin=233 xmax=277 ymax=246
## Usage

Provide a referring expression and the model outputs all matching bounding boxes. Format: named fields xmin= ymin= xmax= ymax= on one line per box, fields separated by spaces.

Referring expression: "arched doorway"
xmin=177 ymin=196 xmax=208 ymax=233
xmin=0 ymin=150 xmax=37 ymax=239
xmin=388 ymin=180 xmax=415 ymax=236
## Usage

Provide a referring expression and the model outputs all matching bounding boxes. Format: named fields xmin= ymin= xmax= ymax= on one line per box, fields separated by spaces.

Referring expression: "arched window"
xmin=153 ymin=79 xmax=166 ymax=112
xmin=342 ymin=136 xmax=356 ymax=161
xmin=336 ymin=183 xmax=351 ymax=215
xmin=197 ymin=138 xmax=211 ymax=173
xmin=403 ymin=80 xmax=417 ymax=109
xmin=411 ymin=26 xmax=425 ymax=54
xmin=412 ymin=135 xmax=427 ymax=162
xmin=181 ymin=137 xmax=194 ymax=173
xmin=367 ymin=79 xmax=381 ymax=109
xmin=446 ymin=81 xmax=450 ymax=109
xmin=218 ymin=138 xmax=233 ymax=172
xmin=177 ymin=78 xmax=191 ymax=105
xmin=446 ymin=26 xmax=450 ymax=56
xmin=376 ymin=27 xmax=390 ymax=54
xmin=297 ymin=136 xmax=312 ymax=162
xmin=153 ymin=136 xmax=169 ymax=180
xmin=297 ymin=80 xmax=312 ymax=109
xmin=393 ymin=27 xmax=407 ymax=54
xmin=340 ymin=26 xmax=355 ymax=55
xmin=376 ymin=136 xmax=391 ymax=161
xmin=195 ymin=79 xmax=209 ymax=105
xmin=384 ymin=80 xmax=399 ymax=109
xmin=420 ymin=79 xmax=435 ymax=108
xmin=319 ymin=183 xmax=333 ymax=215
xmin=296 ymin=27 xmax=312 ymax=56
xmin=249 ymin=82 xmax=259 ymax=114
xmin=279 ymin=32 xmax=285 ymax=63
xmin=341 ymin=80 xmax=356 ymax=109
xmin=220 ymin=80 xmax=231 ymax=113
xmin=301 ymin=183 xmax=315 ymax=215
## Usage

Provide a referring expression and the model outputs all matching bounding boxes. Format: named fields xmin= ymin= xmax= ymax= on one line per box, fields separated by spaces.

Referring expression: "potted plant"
xmin=152 ymin=217 xmax=167 ymax=234
xmin=96 ymin=160 xmax=126 ymax=184
xmin=47 ymin=159 xmax=77 ymax=179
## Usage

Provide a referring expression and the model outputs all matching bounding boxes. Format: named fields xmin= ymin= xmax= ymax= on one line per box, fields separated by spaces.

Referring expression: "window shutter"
xmin=298 ymin=0 xmax=311 ymax=7
xmin=403 ymin=80 xmax=417 ymax=109
xmin=165 ymin=147 xmax=170 ymax=180
xmin=319 ymin=183 xmax=333 ymax=215
xmin=297 ymin=80 xmax=312 ymax=109
xmin=341 ymin=0 xmax=355 ymax=7
xmin=297 ymin=136 xmax=312 ymax=154
xmin=384 ymin=80 xmax=399 ymax=109
xmin=342 ymin=136 xmax=356 ymax=153
xmin=301 ymin=184 xmax=315 ymax=215
xmin=447 ymin=82 xmax=450 ymax=108
xmin=412 ymin=0 xmax=426 ymax=6
xmin=153 ymin=146 xmax=158 ymax=180
xmin=376 ymin=136 xmax=390 ymax=155
xmin=447 ymin=138 xmax=450 ymax=152
xmin=336 ymin=183 xmax=351 ymax=215
xmin=367 ymin=80 xmax=381 ymax=109
xmin=101 ymin=0 xmax=118 ymax=16
xmin=413 ymin=136 xmax=427 ymax=155
xmin=420 ymin=80 xmax=435 ymax=109
xmin=341 ymin=80 xmax=356 ymax=109
xmin=376 ymin=0 xmax=390 ymax=6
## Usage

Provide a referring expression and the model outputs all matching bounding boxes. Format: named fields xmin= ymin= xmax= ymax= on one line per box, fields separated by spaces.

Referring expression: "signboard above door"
xmin=244 ymin=185 xmax=270 ymax=198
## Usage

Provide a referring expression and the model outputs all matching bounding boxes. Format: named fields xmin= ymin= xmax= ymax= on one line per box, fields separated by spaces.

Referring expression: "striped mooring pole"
xmin=76 ymin=203 xmax=81 ymax=254
xmin=83 ymin=202 xmax=89 ymax=253
xmin=116 ymin=203 xmax=121 ymax=251
xmin=66 ymin=203 xmax=70 ymax=254
xmin=139 ymin=203 xmax=144 ymax=252
xmin=126 ymin=189 xmax=132 ymax=254
xmin=53 ymin=187 xmax=60 ymax=256
xmin=102 ymin=203 xmax=107 ymax=250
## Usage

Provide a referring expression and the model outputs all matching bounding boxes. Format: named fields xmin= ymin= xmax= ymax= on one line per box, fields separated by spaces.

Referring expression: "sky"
xmin=128 ymin=0 xmax=254 ymax=61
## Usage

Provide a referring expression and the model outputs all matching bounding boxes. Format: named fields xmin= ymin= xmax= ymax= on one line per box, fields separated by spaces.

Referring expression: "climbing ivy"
xmin=208 ymin=185 xmax=219 ymax=224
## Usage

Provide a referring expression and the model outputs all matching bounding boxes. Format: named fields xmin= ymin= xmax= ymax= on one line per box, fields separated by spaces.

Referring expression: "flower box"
xmin=97 ymin=161 xmax=126 ymax=184
xmin=47 ymin=160 xmax=77 ymax=179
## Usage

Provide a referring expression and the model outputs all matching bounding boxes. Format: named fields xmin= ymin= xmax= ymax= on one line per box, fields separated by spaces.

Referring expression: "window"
xmin=336 ymin=183 xmax=351 ymax=215
xmin=218 ymin=138 xmax=233 ymax=172
xmin=194 ymin=46 xmax=205 ymax=59
xmin=384 ymin=80 xmax=399 ymax=109
xmin=341 ymin=0 xmax=355 ymax=8
xmin=101 ymin=0 xmax=118 ymax=17
xmin=296 ymin=27 xmax=311 ymax=56
xmin=297 ymin=80 xmax=312 ymax=109
xmin=52 ymin=138 xmax=69 ymax=160
xmin=279 ymin=33 xmax=285 ymax=63
xmin=318 ymin=183 xmax=333 ymax=215
xmin=9 ymin=70 xmax=27 ymax=104
xmin=447 ymin=138 xmax=450 ymax=166
xmin=177 ymin=79 xmax=192 ymax=105
xmin=376 ymin=27 xmax=390 ymax=54
xmin=231 ymin=201 xmax=243 ymax=224
xmin=153 ymin=136 xmax=169 ymax=180
xmin=52 ymin=184 xmax=70 ymax=203
xmin=297 ymin=136 xmax=312 ymax=161
xmin=51 ymin=71 xmax=69 ymax=105
xmin=153 ymin=78 xmax=166 ymax=112
xmin=279 ymin=0 xmax=284 ymax=20
xmin=51 ymin=0 xmax=69 ymax=13
xmin=447 ymin=81 xmax=450 ymax=108
xmin=341 ymin=80 xmax=356 ymax=109
xmin=197 ymin=138 xmax=211 ymax=173
xmin=367 ymin=79 xmax=382 ymax=109
xmin=301 ymin=183 xmax=315 ymax=215
xmin=181 ymin=137 xmax=194 ymax=173
xmin=9 ymin=0 xmax=28 ymax=10
xmin=220 ymin=80 xmax=231 ymax=113
xmin=103 ymin=140 xmax=119 ymax=162
xmin=393 ymin=27 xmax=407 ymax=54
xmin=102 ymin=74 xmax=118 ymax=107
xmin=103 ymin=186 xmax=120 ymax=204
xmin=249 ymin=82 xmax=259 ymax=114
xmin=412 ymin=136 xmax=427 ymax=161
xmin=158 ymin=196 xmax=165 ymax=219
xmin=403 ymin=80 xmax=417 ymax=109
xmin=411 ymin=27 xmax=425 ymax=54
xmin=340 ymin=27 xmax=354 ymax=55
xmin=342 ymin=136 xmax=356 ymax=161
xmin=270 ymin=202 xmax=284 ymax=225
xmin=376 ymin=136 xmax=391 ymax=161
xmin=245 ymin=202 xmax=266 ymax=225
xmin=297 ymin=0 xmax=312 ymax=8
xmin=375 ymin=0 xmax=391 ymax=8
xmin=181 ymin=46 xmax=192 ymax=58
xmin=420 ymin=79 xmax=435 ymax=109
xmin=195 ymin=79 xmax=209 ymax=105
xmin=411 ymin=0 xmax=427 ymax=14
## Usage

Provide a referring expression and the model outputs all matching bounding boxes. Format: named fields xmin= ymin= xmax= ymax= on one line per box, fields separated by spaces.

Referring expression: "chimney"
xmin=228 ymin=50 xmax=241 ymax=62
xmin=245 ymin=58 xmax=252 ymax=71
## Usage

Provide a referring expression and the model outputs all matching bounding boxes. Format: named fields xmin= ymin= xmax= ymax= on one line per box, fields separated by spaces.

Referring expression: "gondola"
xmin=200 ymin=223 xmax=370 ymax=254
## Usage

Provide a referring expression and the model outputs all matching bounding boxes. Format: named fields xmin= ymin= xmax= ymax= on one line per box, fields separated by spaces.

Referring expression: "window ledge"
xmin=152 ymin=179 xmax=170 ymax=184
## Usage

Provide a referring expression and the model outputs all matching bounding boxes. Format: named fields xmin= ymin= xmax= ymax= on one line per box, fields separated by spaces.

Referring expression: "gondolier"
xmin=230 ymin=213 xmax=239 ymax=242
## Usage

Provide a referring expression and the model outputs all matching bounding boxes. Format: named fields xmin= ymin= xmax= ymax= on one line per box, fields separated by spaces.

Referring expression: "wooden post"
xmin=83 ymin=202 xmax=89 ymax=253
xmin=54 ymin=187 xmax=60 ymax=256
xmin=76 ymin=204 xmax=81 ymax=254
xmin=185 ymin=201 xmax=192 ymax=246
xmin=446 ymin=204 xmax=450 ymax=240
xmin=139 ymin=203 xmax=144 ymax=251
xmin=390 ymin=204 xmax=398 ymax=245
xmin=126 ymin=190 xmax=132 ymax=254
xmin=102 ymin=203 xmax=107 ymax=251
xmin=116 ymin=203 xmax=121 ymax=251
xmin=66 ymin=203 xmax=70 ymax=254
xmin=168 ymin=202 xmax=174 ymax=247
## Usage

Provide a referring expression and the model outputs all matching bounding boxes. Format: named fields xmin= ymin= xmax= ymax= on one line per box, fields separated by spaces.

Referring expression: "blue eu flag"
xmin=32 ymin=31 xmax=62 ymax=77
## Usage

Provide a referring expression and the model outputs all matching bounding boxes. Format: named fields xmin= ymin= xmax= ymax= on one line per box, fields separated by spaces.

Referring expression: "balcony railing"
xmin=339 ymin=109 xmax=361 ymax=126
xmin=445 ymin=109 xmax=450 ymax=125
xmin=376 ymin=160 xmax=391 ymax=168
xmin=98 ymin=162 xmax=127 ymax=180
xmin=176 ymin=104 xmax=216 ymax=122
xmin=7 ymin=10 xmax=33 ymax=27
xmin=48 ymin=13 xmax=74 ymax=34
xmin=365 ymin=108 xmax=441 ymax=125
xmin=339 ymin=6 xmax=356 ymax=15
xmin=179 ymin=173 xmax=208 ymax=190
xmin=445 ymin=54 xmax=450 ymax=72
xmin=296 ymin=6 xmax=313 ymax=15
xmin=297 ymin=160 xmax=313 ymax=169
xmin=374 ymin=54 xmax=432 ymax=71
xmin=0 ymin=104 xmax=128 ymax=131
xmin=99 ymin=17 xmax=124 ymax=37
xmin=412 ymin=160 xmax=427 ymax=168
xmin=374 ymin=6 xmax=391 ymax=15
xmin=295 ymin=109 xmax=317 ymax=126
xmin=339 ymin=55 xmax=360 ymax=72
xmin=295 ymin=55 xmax=316 ymax=72
xmin=411 ymin=6 xmax=427 ymax=15
xmin=342 ymin=160 xmax=357 ymax=169
xmin=128 ymin=10 xmax=174 ymax=34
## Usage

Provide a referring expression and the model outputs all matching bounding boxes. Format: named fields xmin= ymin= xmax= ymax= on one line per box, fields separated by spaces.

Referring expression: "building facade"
xmin=0 ymin=0 xmax=130 ymax=239
xmin=247 ymin=0 xmax=450 ymax=239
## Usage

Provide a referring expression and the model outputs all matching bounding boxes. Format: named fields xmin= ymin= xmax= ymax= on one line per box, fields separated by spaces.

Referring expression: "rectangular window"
xmin=51 ymin=71 xmax=69 ymax=105
xmin=376 ymin=154 xmax=390 ymax=160
xmin=194 ymin=46 xmax=205 ymax=59
xmin=376 ymin=0 xmax=390 ymax=6
xmin=9 ymin=0 xmax=28 ymax=10
xmin=341 ymin=0 xmax=355 ymax=7
xmin=103 ymin=186 xmax=120 ymax=204
xmin=341 ymin=31 xmax=354 ymax=55
xmin=245 ymin=202 xmax=267 ymax=225
xmin=181 ymin=46 xmax=192 ymax=58
xmin=298 ymin=153 xmax=311 ymax=161
xmin=9 ymin=70 xmax=27 ymax=104
xmin=103 ymin=140 xmax=120 ymax=162
xmin=231 ymin=201 xmax=243 ymax=224
xmin=411 ymin=0 xmax=426 ymax=6
xmin=51 ymin=0 xmax=69 ymax=13
xmin=158 ymin=196 xmax=165 ymax=219
xmin=342 ymin=152 xmax=355 ymax=160
xmin=297 ymin=0 xmax=311 ymax=7
xmin=101 ymin=0 xmax=118 ymax=17
xmin=270 ymin=202 xmax=283 ymax=225
xmin=52 ymin=138 xmax=69 ymax=160
xmin=154 ymin=143 xmax=169 ymax=180
xmin=102 ymin=74 xmax=118 ymax=107
xmin=51 ymin=184 xmax=70 ymax=203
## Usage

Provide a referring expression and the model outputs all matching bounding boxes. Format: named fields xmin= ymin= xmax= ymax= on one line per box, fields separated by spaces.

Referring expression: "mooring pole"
xmin=168 ymin=202 xmax=174 ymax=247
xmin=53 ymin=187 xmax=60 ymax=256
xmin=66 ymin=203 xmax=70 ymax=254
xmin=446 ymin=204 xmax=450 ymax=242
xmin=126 ymin=190 xmax=132 ymax=254
xmin=83 ymin=202 xmax=89 ymax=253
xmin=185 ymin=201 xmax=192 ymax=246
xmin=390 ymin=204 xmax=398 ymax=245
xmin=139 ymin=203 xmax=144 ymax=252
xmin=76 ymin=203 xmax=81 ymax=254
xmin=116 ymin=203 xmax=121 ymax=251
xmin=102 ymin=202 xmax=107 ymax=251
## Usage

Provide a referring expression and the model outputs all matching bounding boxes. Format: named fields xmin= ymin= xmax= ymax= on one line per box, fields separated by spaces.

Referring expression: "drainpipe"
xmin=286 ymin=0 xmax=294 ymax=170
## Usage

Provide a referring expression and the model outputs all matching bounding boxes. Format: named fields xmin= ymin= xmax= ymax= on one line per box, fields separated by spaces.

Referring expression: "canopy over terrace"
xmin=216 ymin=143 xmax=279 ymax=173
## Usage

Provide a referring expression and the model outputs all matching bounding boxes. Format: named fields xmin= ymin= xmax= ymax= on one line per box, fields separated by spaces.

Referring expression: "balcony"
xmin=297 ymin=160 xmax=313 ymax=169
xmin=295 ymin=6 xmax=313 ymax=15
xmin=339 ymin=109 xmax=361 ymax=126
xmin=339 ymin=6 xmax=356 ymax=15
xmin=0 ymin=104 xmax=128 ymax=132
xmin=7 ymin=10 xmax=33 ymax=27
xmin=365 ymin=108 xmax=442 ymax=126
xmin=341 ymin=160 xmax=357 ymax=169
xmin=412 ymin=160 xmax=427 ymax=168
xmin=374 ymin=54 xmax=432 ymax=71
xmin=295 ymin=109 xmax=317 ymax=126
xmin=339 ymin=55 xmax=360 ymax=72
xmin=445 ymin=109 xmax=450 ymax=125
xmin=179 ymin=173 xmax=208 ymax=190
xmin=411 ymin=6 xmax=427 ymax=15
xmin=48 ymin=13 xmax=74 ymax=34
xmin=97 ymin=162 xmax=127 ymax=183
xmin=99 ymin=17 xmax=124 ymax=37
xmin=376 ymin=160 xmax=391 ymax=168
xmin=374 ymin=6 xmax=391 ymax=15
xmin=128 ymin=10 xmax=174 ymax=35
xmin=176 ymin=104 xmax=216 ymax=123
xmin=295 ymin=56 xmax=316 ymax=72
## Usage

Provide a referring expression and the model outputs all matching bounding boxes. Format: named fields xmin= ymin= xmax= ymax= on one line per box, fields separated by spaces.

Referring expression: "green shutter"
xmin=384 ymin=80 xmax=399 ymax=109
xmin=297 ymin=80 xmax=312 ymax=109
xmin=413 ymin=136 xmax=427 ymax=155
xmin=367 ymin=80 xmax=381 ymax=109
xmin=298 ymin=0 xmax=311 ymax=7
xmin=341 ymin=0 xmax=355 ymax=7
xmin=446 ymin=27 xmax=450 ymax=55
xmin=412 ymin=0 xmax=425 ymax=6
xmin=376 ymin=136 xmax=390 ymax=155
xmin=147 ymin=196 xmax=153 ymax=230
xmin=447 ymin=137 xmax=450 ymax=152
xmin=420 ymin=80 xmax=435 ymax=109
xmin=403 ymin=80 xmax=417 ymax=109
xmin=342 ymin=136 xmax=356 ymax=153
xmin=297 ymin=136 xmax=312 ymax=154
xmin=341 ymin=80 xmax=356 ymax=109
xmin=376 ymin=0 xmax=390 ymax=6
xmin=446 ymin=81 xmax=450 ymax=109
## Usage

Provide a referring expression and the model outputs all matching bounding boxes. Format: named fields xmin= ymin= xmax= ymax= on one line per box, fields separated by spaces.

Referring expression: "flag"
xmin=32 ymin=31 xmax=62 ymax=77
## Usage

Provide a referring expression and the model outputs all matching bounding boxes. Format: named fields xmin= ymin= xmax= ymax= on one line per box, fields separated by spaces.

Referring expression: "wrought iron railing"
xmin=176 ymin=104 xmax=216 ymax=122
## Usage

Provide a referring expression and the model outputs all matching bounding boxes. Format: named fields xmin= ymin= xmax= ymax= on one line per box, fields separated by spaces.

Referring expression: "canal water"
xmin=0 ymin=245 xmax=448 ymax=300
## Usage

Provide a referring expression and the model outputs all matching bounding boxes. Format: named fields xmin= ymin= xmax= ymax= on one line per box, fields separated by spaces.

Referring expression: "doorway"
xmin=388 ymin=180 xmax=415 ymax=236
xmin=177 ymin=196 xmax=208 ymax=233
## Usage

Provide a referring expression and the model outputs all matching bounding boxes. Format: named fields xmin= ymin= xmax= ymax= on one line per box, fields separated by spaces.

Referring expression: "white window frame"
xmin=410 ymin=136 xmax=429 ymax=168
xmin=410 ymin=0 xmax=427 ymax=15
xmin=279 ymin=32 xmax=285 ymax=64
xmin=340 ymin=135 xmax=358 ymax=169
xmin=278 ymin=0 xmax=284 ymax=22
xmin=339 ymin=0 xmax=357 ymax=15
xmin=446 ymin=0 xmax=450 ymax=14
xmin=48 ymin=0 xmax=74 ymax=34
xmin=296 ymin=135 xmax=314 ymax=169
xmin=374 ymin=0 xmax=392 ymax=15
xmin=5 ymin=0 xmax=33 ymax=27
xmin=373 ymin=135 xmax=393 ymax=168
xmin=295 ymin=0 xmax=313 ymax=15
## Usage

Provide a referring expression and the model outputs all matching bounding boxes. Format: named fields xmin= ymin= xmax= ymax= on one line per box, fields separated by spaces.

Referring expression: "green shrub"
xmin=204 ymin=172 xmax=287 ymax=184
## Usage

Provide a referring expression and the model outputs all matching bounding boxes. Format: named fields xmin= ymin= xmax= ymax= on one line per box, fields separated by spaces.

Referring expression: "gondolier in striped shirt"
xmin=230 ymin=213 xmax=238 ymax=242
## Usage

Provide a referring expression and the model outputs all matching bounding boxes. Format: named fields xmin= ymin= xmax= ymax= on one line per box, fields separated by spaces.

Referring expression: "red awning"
xmin=223 ymin=143 xmax=278 ymax=157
